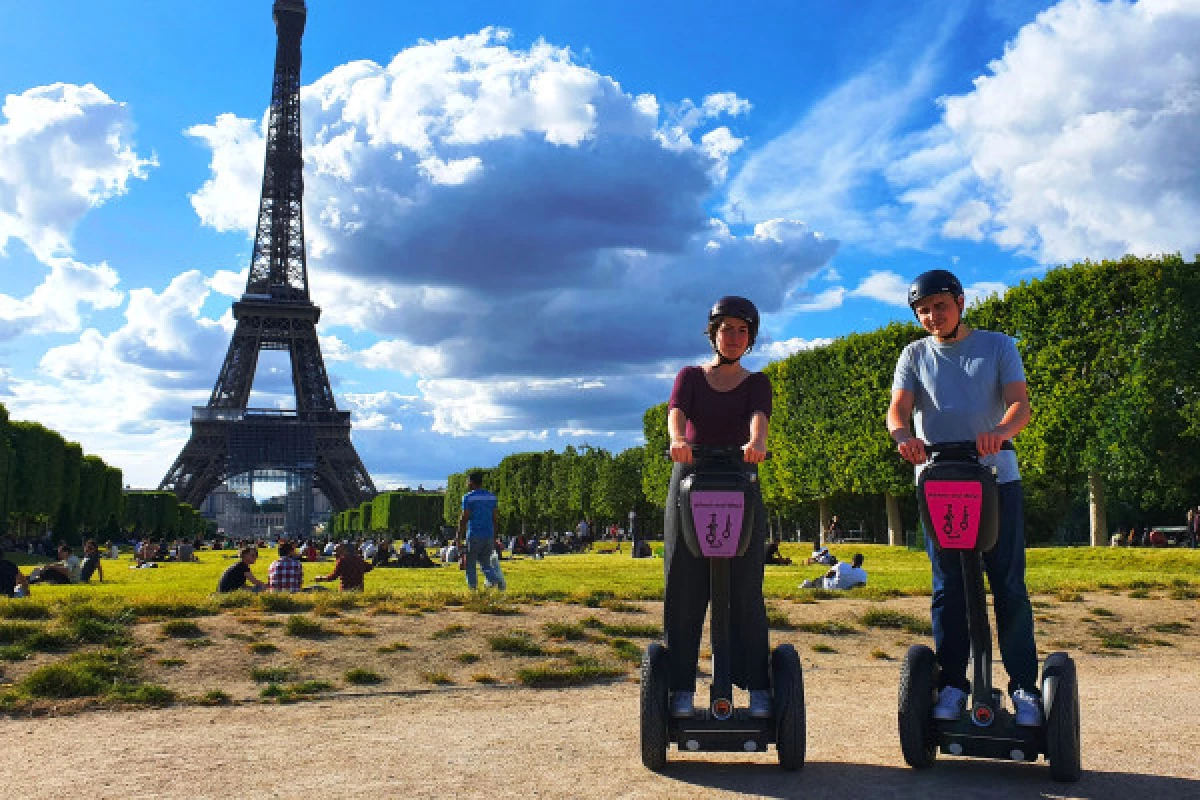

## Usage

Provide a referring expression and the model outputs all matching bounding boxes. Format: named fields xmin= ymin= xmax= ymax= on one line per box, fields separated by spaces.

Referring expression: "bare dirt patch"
xmin=1 ymin=592 xmax=1198 ymax=798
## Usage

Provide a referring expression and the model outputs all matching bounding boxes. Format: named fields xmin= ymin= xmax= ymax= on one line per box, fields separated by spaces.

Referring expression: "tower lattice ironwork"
xmin=160 ymin=0 xmax=375 ymax=531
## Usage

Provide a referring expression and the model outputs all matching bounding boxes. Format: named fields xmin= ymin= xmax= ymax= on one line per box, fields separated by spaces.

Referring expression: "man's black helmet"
xmin=907 ymin=270 xmax=964 ymax=309
xmin=709 ymin=296 xmax=760 ymax=343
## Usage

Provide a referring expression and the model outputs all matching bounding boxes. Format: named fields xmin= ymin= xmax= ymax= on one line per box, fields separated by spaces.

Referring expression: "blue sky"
xmin=0 ymin=0 xmax=1196 ymax=492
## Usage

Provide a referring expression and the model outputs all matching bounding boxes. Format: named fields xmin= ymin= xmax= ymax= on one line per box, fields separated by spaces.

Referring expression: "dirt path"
xmin=3 ymin=641 xmax=1199 ymax=798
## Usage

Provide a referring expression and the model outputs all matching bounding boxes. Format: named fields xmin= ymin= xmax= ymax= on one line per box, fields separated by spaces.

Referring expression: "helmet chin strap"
xmin=935 ymin=320 xmax=961 ymax=343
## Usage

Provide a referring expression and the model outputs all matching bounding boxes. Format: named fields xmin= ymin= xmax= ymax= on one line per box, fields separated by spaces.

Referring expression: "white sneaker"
xmin=748 ymin=689 xmax=772 ymax=718
xmin=1012 ymin=689 xmax=1043 ymax=727
xmin=933 ymin=686 xmax=967 ymax=721
xmin=670 ymin=691 xmax=695 ymax=718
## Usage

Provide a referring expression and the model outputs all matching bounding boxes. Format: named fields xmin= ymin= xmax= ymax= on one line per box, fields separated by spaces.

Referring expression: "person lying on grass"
xmin=314 ymin=543 xmax=373 ymax=591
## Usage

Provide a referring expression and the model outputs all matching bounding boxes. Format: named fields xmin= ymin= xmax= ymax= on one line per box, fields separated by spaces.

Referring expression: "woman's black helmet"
xmin=907 ymin=270 xmax=964 ymax=310
xmin=708 ymin=296 xmax=760 ymax=342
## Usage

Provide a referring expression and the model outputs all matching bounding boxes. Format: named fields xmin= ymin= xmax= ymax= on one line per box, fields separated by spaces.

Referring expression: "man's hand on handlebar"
xmin=896 ymin=437 xmax=926 ymax=465
xmin=742 ymin=441 xmax=767 ymax=464
xmin=975 ymin=430 xmax=1006 ymax=457
xmin=669 ymin=439 xmax=693 ymax=464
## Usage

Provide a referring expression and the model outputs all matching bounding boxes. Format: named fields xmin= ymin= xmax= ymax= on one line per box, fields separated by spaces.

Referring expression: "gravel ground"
xmin=2 ymin=594 xmax=1198 ymax=799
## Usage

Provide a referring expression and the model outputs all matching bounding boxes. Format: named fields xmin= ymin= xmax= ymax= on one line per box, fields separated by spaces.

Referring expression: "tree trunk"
xmin=885 ymin=492 xmax=902 ymax=547
xmin=1088 ymin=470 xmax=1106 ymax=547
xmin=818 ymin=498 xmax=831 ymax=547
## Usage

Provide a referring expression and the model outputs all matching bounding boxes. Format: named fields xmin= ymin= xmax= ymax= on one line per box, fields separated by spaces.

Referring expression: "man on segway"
xmin=886 ymin=269 xmax=1043 ymax=727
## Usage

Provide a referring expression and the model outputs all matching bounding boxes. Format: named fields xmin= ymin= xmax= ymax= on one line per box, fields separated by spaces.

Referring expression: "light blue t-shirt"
xmin=892 ymin=330 xmax=1026 ymax=484
xmin=461 ymin=489 xmax=498 ymax=540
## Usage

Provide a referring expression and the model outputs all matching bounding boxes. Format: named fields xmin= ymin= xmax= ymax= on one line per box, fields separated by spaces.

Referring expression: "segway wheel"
xmin=640 ymin=642 xmax=670 ymax=771
xmin=1042 ymin=652 xmax=1082 ymax=782
xmin=771 ymin=643 xmax=806 ymax=771
xmin=898 ymin=644 xmax=938 ymax=769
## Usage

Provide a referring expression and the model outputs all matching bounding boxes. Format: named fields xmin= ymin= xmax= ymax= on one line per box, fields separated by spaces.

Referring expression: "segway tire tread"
xmin=1042 ymin=652 xmax=1082 ymax=782
xmin=771 ymin=643 xmax=806 ymax=771
xmin=898 ymin=644 xmax=938 ymax=769
xmin=640 ymin=642 xmax=670 ymax=771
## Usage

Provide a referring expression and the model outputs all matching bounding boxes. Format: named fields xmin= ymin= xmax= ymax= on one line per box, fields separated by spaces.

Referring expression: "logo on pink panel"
xmin=924 ymin=480 xmax=983 ymax=550
xmin=690 ymin=491 xmax=745 ymax=558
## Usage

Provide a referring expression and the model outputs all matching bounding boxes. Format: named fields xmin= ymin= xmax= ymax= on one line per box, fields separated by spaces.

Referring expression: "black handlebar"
xmin=664 ymin=444 xmax=771 ymax=461
xmin=924 ymin=440 xmax=1014 ymax=462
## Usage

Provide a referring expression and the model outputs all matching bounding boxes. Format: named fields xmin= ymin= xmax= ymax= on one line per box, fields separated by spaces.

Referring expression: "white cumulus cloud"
xmin=0 ymin=83 xmax=154 ymax=261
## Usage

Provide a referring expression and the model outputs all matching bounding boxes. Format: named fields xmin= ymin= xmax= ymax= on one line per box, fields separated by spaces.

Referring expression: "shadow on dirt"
xmin=656 ymin=759 xmax=1200 ymax=800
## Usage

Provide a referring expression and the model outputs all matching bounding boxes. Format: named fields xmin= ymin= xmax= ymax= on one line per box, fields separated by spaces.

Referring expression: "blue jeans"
xmin=925 ymin=480 xmax=1039 ymax=694
xmin=465 ymin=537 xmax=505 ymax=590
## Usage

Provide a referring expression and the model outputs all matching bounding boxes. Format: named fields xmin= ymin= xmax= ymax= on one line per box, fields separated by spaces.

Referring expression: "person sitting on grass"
xmin=28 ymin=544 xmax=82 ymax=585
xmin=80 ymin=540 xmax=104 ymax=583
xmin=800 ymin=553 xmax=868 ymax=590
xmin=314 ymin=543 xmax=373 ymax=591
xmin=217 ymin=547 xmax=267 ymax=593
xmin=0 ymin=548 xmax=31 ymax=598
xmin=764 ymin=536 xmax=792 ymax=565
xmin=267 ymin=541 xmax=304 ymax=592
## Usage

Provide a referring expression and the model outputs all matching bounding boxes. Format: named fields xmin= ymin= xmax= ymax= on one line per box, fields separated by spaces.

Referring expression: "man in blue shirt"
xmin=457 ymin=471 xmax=506 ymax=591
xmin=887 ymin=269 xmax=1042 ymax=728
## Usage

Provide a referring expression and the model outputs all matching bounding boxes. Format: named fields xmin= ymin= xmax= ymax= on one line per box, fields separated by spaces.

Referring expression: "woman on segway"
xmin=664 ymin=295 xmax=772 ymax=719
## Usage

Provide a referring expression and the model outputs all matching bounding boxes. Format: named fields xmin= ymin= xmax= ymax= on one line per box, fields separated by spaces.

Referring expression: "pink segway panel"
xmin=924 ymin=480 xmax=983 ymax=550
xmin=688 ymin=490 xmax=745 ymax=558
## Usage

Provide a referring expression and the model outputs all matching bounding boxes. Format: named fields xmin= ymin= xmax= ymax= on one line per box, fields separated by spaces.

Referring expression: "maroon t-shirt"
xmin=667 ymin=366 xmax=772 ymax=446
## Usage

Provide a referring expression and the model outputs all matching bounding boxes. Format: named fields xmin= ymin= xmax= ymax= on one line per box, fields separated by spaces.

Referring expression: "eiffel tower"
xmin=160 ymin=0 xmax=375 ymax=533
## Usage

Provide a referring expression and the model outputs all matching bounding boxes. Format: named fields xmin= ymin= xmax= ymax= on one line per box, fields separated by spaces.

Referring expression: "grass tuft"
xmin=860 ymin=609 xmax=932 ymax=635
xmin=488 ymin=631 xmax=544 ymax=656
xmin=344 ymin=668 xmax=384 ymax=685
xmin=796 ymin=620 xmax=859 ymax=636
xmin=160 ymin=619 xmax=205 ymax=639
xmin=251 ymin=666 xmax=294 ymax=683
xmin=284 ymin=615 xmax=327 ymax=638
xmin=516 ymin=661 xmax=624 ymax=688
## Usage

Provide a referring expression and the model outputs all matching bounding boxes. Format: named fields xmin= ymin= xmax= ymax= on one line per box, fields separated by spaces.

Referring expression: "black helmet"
xmin=907 ymin=270 xmax=964 ymax=309
xmin=708 ymin=296 xmax=760 ymax=342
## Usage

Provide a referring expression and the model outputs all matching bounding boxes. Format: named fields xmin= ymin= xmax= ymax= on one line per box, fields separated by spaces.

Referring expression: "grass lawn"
xmin=8 ymin=543 xmax=1199 ymax=605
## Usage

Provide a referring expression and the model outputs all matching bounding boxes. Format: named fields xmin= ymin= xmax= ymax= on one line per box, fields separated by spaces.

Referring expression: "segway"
xmin=897 ymin=441 xmax=1081 ymax=782
xmin=641 ymin=446 xmax=805 ymax=771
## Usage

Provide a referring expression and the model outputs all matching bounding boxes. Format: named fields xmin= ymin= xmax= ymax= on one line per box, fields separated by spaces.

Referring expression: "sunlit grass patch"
xmin=251 ymin=666 xmax=294 ymax=683
xmin=256 ymin=594 xmax=314 ymax=614
xmin=377 ymin=641 xmax=411 ymax=653
xmin=160 ymin=619 xmax=205 ymax=639
xmin=344 ymin=668 xmax=383 ymax=685
xmin=860 ymin=609 xmax=931 ymax=635
xmin=543 ymin=621 xmax=588 ymax=641
xmin=247 ymin=642 xmax=279 ymax=655
xmin=284 ymin=615 xmax=327 ymax=638
xmin=516 ymin=658 xmax=624 ymax=688
xmin=870 ymin=648 xmax=892 ymax=660
xmin=431 ymin=624 xmax=469 ymax=640
xmin=1056 ymin=590 xmax=1084 ymax=603
xmin=1149 ymin=621 xmax=1190 ymax=634
xmin=812 ymin=643 xmax=837 ymax=654
xmin=422 ymin=671 xmax=453 ymax=685
xmin=610 ymin=638 xmax=642 ymax=663
xmin=581 ymin=617 xmax=661 ymax=638
xmin=471 ymin=673 xmax=498 ymax=684
xmin=455 ymin=652 xmax=481 ymax=664
xmin=796 ymin=620 xmax=859 ymax=636
xmin=765 ymin=605 xmax=795 ymax=630
xmin=157 ymin=657 xmax=187 ymax=667
xmin=0 ymin=602 xmax=52 ymax=620
xmin=488 ymin=631 xmax=543 ymax=657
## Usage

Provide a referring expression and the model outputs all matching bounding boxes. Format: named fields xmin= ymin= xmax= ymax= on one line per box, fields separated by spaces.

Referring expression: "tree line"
xmin=441 ymin=445 xmax=658 ymax=538
xmin=0 ymin=405 xmax=125 ymax=545
xmin=443 ymin=255 xmax=1198 ymax=546
xmin=330 ymin=490 xmax=446 ymax=538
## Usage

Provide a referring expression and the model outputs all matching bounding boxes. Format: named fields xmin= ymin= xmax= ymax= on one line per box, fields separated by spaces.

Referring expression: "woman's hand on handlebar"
xmin=742 ymin=441 xmax=767 ymax=464
xmin=669 ymin=439 xmax=693 ymax=464
xmin=897 ymin=437 xmax=927 ymax=465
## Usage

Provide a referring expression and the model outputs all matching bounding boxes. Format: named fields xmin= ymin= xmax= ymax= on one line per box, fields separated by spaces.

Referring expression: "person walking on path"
xmin=887 ymin=269 xmax=1043 ymax=728
xmin=456 ymin=471 xmax=506 ymax=590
